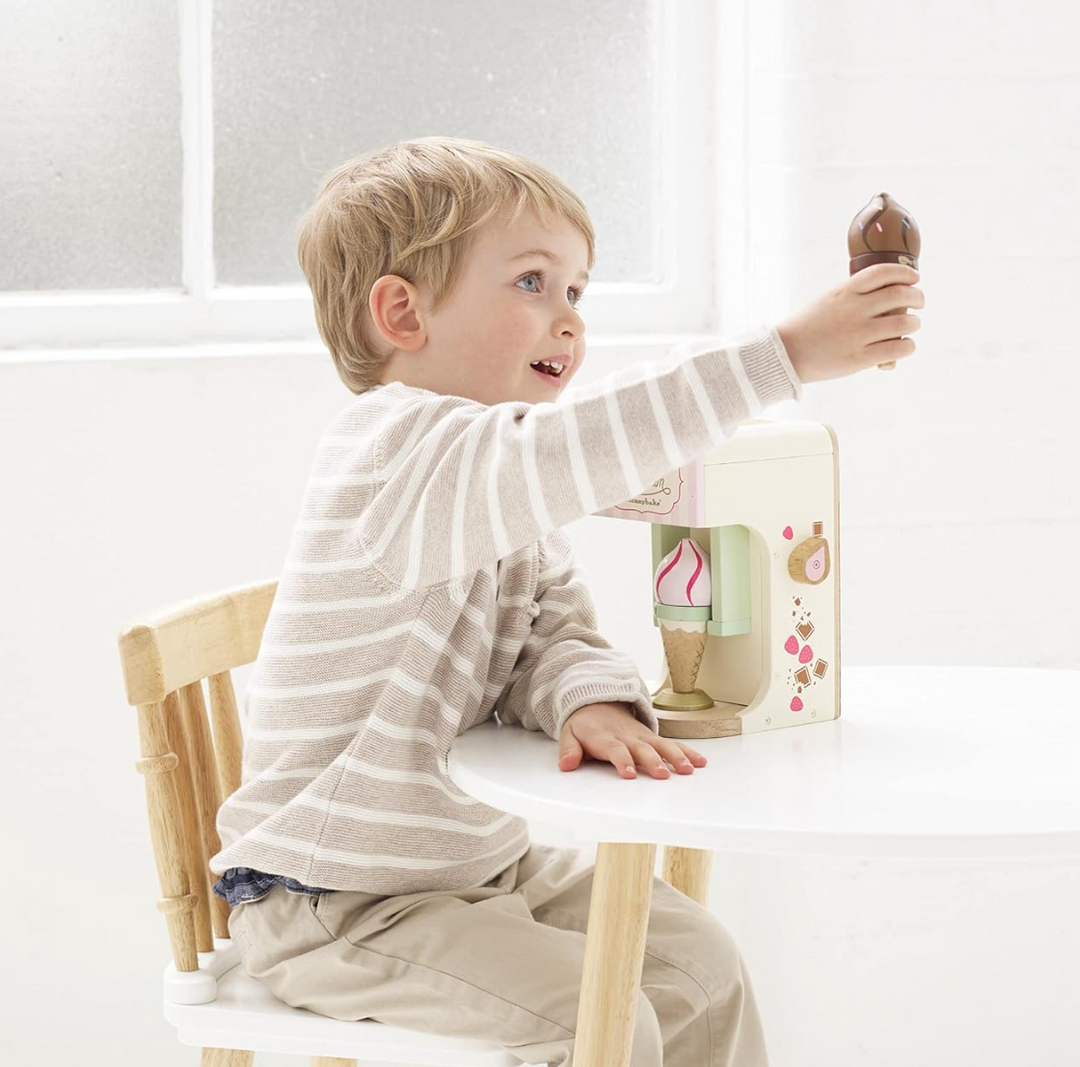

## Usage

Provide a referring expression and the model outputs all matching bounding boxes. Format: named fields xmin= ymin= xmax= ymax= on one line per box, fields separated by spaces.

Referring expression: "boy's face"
xmin=371 ymin=208 xmax=590 ymax=405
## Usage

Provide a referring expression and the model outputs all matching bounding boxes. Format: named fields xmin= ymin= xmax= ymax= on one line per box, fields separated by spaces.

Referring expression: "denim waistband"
xmin=212 ymin=866 xmax=333 ymax=908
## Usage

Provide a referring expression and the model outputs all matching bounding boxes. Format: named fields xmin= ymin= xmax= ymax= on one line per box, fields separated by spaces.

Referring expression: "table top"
xmin=447 ymin=666 xmax=1080 ymax=860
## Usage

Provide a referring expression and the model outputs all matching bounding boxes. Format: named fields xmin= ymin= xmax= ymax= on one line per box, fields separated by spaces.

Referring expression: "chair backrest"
xmin=117 ymin=579 xmax=277 ymax=974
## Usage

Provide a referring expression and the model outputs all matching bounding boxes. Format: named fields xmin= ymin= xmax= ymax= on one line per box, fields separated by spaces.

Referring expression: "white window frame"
xmin=0 ymin=0 xmax=749 ymax=361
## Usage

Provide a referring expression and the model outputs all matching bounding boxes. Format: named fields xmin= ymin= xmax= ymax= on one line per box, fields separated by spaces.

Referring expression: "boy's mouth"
xmin=529 ymin=360 xmax=565 ymax=377
xmin=529 ymin=360 xmax=565 ymax=386
xmin=528 ymin=356 xmax=569 ymax=378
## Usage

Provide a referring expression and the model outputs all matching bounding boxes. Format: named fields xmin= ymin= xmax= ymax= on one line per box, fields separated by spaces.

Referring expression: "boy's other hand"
xmin=776 ymin=263 xmax=925 ymax=383
xmin=558 ymin=701 xmax=707 ymax=779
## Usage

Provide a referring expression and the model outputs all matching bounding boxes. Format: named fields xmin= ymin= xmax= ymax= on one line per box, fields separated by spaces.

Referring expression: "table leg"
xmin=575 ymin=841 xmax=657 ymax=1067
xmin=662 ymin=844 xmax=713 ymax=906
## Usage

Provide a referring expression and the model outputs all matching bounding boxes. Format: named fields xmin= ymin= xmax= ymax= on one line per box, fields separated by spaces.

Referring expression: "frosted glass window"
xmin=0 ymin=0 xmax=182 ymax=291
xmin=213 ymin=0 xmax=659 ymax=287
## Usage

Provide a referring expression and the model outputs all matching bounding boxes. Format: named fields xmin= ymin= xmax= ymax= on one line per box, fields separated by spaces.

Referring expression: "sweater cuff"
xmin=738 ymin=323 xmax=804 ymax=406
xmin=554 ymin=677 xmax=661 ymax=739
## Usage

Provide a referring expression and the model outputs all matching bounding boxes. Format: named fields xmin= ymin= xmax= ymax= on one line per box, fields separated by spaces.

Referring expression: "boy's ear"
xmin=368 ymin=275 xmax=426 ymax=351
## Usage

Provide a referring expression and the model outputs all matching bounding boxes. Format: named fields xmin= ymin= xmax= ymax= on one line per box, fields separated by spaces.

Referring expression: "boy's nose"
xmin=556 ymin=316 xmax=584 ymax=341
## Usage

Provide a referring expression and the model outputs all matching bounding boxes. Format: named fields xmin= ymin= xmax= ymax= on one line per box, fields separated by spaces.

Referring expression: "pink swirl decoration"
xmin=654 ymin=537 xmax=712 ymax=607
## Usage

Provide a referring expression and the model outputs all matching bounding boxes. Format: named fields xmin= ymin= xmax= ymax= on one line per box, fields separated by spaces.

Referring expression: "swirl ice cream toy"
xmin=653 ymin=537 xmax=716 ymax=712
xmin=848 ymin=191 xmax=921 ymax=371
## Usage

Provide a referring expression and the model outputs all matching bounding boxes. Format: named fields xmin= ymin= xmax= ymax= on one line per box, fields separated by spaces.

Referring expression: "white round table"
xmin=447 ymin=666 xmax=1080 ymax=1066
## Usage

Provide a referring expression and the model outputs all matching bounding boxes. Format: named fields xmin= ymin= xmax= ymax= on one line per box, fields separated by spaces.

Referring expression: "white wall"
xmin=2 ymin=2 xmax=1079 ymax=1066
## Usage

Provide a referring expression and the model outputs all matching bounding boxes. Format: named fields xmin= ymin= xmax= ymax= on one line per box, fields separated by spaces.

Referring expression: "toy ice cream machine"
xmin=594 ymin=418 xmax=841 ymax=740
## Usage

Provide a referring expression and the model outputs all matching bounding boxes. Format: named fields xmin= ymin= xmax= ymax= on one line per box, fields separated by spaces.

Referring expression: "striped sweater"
xmin=209 ymin=324 xmax=803 ymax=896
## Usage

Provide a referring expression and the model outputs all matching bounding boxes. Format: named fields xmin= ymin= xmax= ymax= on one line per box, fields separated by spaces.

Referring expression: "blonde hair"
xmin=295 ymin=136 xmax=596 ymax=394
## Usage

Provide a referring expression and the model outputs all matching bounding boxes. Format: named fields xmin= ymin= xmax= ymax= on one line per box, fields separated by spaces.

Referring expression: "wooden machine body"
xmin=595 ymin=418 xmax=842 ymax=739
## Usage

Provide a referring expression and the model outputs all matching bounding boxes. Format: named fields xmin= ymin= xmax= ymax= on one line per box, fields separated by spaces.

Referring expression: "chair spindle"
xmin=134 ymin=698 xmax=200 ymax=972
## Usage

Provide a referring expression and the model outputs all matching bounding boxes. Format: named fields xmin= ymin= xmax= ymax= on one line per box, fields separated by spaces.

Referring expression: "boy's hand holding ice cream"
xmin=776 ymin=262 xmax=924 ymax=383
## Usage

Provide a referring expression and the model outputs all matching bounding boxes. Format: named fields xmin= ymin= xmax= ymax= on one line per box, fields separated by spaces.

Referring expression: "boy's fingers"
xmin=625 ymin=740 xmax=670 ymax=778
xmin=659 ymin=739 xmax=702 ymax=769
xmin=850 ymin=262 xmax=919 ymax=294
xmin=559 ymin=730 xmax=657 ymax=778
xmin=558 ymin=731 xmax=583 ymax=770
xmin=607 ymin=740 xmax=637 ymax=777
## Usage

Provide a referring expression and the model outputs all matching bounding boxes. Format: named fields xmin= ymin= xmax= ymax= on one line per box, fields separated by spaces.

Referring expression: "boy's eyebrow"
xmin=509 ymin=247 xmax=589 ymax=283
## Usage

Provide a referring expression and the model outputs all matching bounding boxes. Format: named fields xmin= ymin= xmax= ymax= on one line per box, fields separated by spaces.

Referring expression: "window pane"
xmin=213 ymin=0 xmax=659 ymax=287
xmin=0 ymin=0 xmax=182 ymax=291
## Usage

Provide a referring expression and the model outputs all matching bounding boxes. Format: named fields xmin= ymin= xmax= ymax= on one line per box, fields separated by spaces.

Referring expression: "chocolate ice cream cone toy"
xmin=653 ymin=537 xmax=715 ymax=712
xmin=847 ymin=192 xmax=921 ymax=370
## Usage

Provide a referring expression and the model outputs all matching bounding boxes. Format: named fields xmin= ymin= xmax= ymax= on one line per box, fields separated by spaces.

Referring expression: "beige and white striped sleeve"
xmin=357 ymin=324 xmax=802 ymax=592
xmin=494 ymin=529 xmax=660 ymax=740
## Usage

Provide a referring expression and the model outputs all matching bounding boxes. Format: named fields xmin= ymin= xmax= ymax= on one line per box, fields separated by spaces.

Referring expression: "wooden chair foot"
xmin=311 ymin=1058 xmax=358 ymax=1067
xmin=201 ymin=1049 xmax=254 ymax=1067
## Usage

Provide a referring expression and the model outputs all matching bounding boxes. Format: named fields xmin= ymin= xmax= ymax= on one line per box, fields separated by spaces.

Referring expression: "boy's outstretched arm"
xmin=355 ymin=327 xmax=801 ymax=591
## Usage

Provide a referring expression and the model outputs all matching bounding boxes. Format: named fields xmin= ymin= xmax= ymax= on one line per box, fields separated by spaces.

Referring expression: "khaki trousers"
xmin=227 ymin=841 xmax=769 ymax=1067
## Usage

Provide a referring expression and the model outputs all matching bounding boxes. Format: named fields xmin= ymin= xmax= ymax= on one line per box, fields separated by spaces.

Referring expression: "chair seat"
xmin=164 ymin=939 xmax=526 ymax=1066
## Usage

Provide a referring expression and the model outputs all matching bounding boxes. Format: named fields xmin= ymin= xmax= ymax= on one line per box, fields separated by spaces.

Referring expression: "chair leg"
xmin=201 ymin=1050 xmax=254 ymax=1066
xmin=311 ymin=1059 xmax=357 ymax=1067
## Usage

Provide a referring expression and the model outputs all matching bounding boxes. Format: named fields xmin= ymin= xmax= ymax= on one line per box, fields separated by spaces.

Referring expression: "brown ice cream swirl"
xmin=848 ymin=192 xmax=920 ymax=271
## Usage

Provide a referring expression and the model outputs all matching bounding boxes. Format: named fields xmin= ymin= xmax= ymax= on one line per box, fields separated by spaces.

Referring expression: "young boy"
xmin=210 ymin=136 xmax=924 ymax=1066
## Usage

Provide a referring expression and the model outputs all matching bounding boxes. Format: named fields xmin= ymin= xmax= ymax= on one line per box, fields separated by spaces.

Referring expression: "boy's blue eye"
xmin=516 ymin=269 xmax=585 ymax=307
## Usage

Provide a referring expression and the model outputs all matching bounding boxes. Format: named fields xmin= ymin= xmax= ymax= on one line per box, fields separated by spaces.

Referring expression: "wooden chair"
xmin=117 ymin=578 xmax=532 ymax=1067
